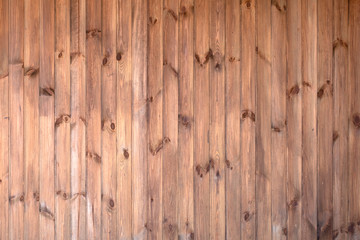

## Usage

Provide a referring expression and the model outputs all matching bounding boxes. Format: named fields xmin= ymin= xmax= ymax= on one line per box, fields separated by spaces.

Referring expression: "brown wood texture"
xmin=1 ymin=1 xmax=360 ymax=239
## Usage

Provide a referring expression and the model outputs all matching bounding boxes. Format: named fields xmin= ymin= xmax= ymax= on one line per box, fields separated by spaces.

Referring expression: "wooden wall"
xmin=0 ymin=0 xmax=359 ymax=239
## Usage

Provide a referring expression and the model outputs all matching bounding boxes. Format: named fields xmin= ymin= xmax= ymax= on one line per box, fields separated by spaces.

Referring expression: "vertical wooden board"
xmin=24 ymin=0 xmax=40 ymax=238
xmin=101 ymin=0 xmax=117 ymax=238
xmin=271 ymin=0 xmax=287 ymax=239
xmin=240 ymin=0 xmax=256 ymax=239
xmin=85 ymin=0 xmax=102 ymax=238
xmin=317 ymin=0 xmax=333 ymax=239
xmin=209 ymin=0 xmax=225 ymax=239
xmin=225 ymin=0 xmax=241 ymax=238
xmin=286 ymin=0 xmax=302 ymax=238
xmin=301 ymin=0 xmax=318 ymax=238
xmin=9 ymin=0 xmax=25 ymax=239
xmin=116 ymin=0 xmax=132 ymax=238
xmin=0 ymin=0 xmax=9 ymax=239
xmin=132 ymin=0 xmax=148 ymax=238
xmin=333 ymin=0 xmax=349 ymax=238
xmin=55 ymin=0 xmax=71 ymax=239
xmin=40 ymin=0 xmax=55 ymax=238
xmin=70 ymin=0 xmax=86 ymax=238
xmin=163 ymin=0 xmax=179 ymax=239
xmin=255 ymin=0 xmax=271 ymax=238
xmin=147 ymin=0 xmax=163 ymax=238
xmin=349 ymin=0 xmax=360 ymax=238
xmin=178 ymin=0 xmax=194 ymax=238
xmin=194 ymin=0 xmax=210 ymax=238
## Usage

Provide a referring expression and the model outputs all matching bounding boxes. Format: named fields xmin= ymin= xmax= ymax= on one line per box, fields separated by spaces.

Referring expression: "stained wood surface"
xmin=0 ymin=0 xmax=360 ymax=239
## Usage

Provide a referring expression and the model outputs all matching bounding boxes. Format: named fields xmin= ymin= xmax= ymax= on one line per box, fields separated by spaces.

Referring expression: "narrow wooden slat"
xmin=132 ymin=0 xmax=148 ymax=238
xmin=194 ymin=0 xmax=210 ymax=238
xmin=0 ymin=0 xmax=9 ymax=238
xmin=301 ymin=0 xmax=318 ymax=238
xmin=101 ymin=0 xmax=117 ymax=237
xmin=116 ymin=0 xmax=132 ymax=238
xmin=178 ymin=0 xmax=195 ymax=238
xmin=225 ymin=0 xmax=241 ymax=238
xmin=317 ymin=0 xmax=334 ymax=238
xmin=209 ymin=0 xmax=225 ymax=239
xmin=333 ymin=0 xmax=349 ymax=238
xmin=147 ymin=0 xmax=163 ymax=237
xmin=85 ymin=0 xmax=102 ymax=238
xmin=163 ymin=0 xmax=179 ymax=238
xmin=271 ymin=0 xmax=287 ymax=239
xmin=240 ymin=0 xmax=256 ymax=239
xmin=255 ymin=0 xmax=271 ymax=238
xmin=24 ymin=0 xmax=40 ymax=238
xmin=55 ymin=0 xmax=71 ymax=238
xmin=286 ymin=0 xmax=302 ymax=238
xmin=9 ymin=0 xmax=25 ymax=238
xmin=70 ymin=0 xmax=86 ymax=238
xmin=39 ymin=0 xmax=55 ymax=238
xmin=349 ymin=0 xmax=360 ymax=238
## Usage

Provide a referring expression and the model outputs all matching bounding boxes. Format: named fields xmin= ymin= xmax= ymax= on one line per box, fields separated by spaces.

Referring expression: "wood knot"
xmin=333 ymin=38 xmax=348 ymax=50
xmin=272 ymin=0 xmax=286 ymax=12
xmin=102 ymin=119 xmax=116 ymax=133
xmin=123 ymin=149 xmax=129 ymax=159
xmin=116 ymin=52 xmax=122 ymax=61
xmin=288 ymin=198 xmax=298 ymax=209
xmin=109 ymin=199 xmax=115 ymax=208
xmin=55 ymin=114 xmax=71 ymax=127
xmin=195 ymin=49 xmax=213 ymax=67
xmin=33 ymin=192 xmax=40 ymax=201
xmin=287 ymin=84 xmax=300 ymax=99
xmin=333 ymin=131 xmax=339 ymax=142
xmin=86 ymin=29 xmax=101 ymax=39
xmin=317 ymin=81 xmax=333 ymax=99
xmin=146 ymin=96 xmax=153 ymax=103
xmin=56 ymin=190 xmax=69 ymax=200
xmin=102 ymin=57 xmax=108 ymax=66
xmin=40 ymin=87 xmax=55 ymax=96
xmin=282 ymin=227 xmax=288 ymax=236
xmin=348 ymin=222 xmax=355 ymax=234
xmin=179 ymin=6 xmax=187 ymax=16
xmin=225 ymin=159 xmax=233 ymax=170
xmin=58 ymin=51 xmax=63 ymax=58
xmin=178 ymin=114 xmax=191 ymax=128
xmin=165 ymin=8 xmax=178 ymax=21
xmin=215 ymin=63 xmax=221 ymax=71
xmin=244 ymin=0 xmax=251 ymax=8
xmin=145 ymin=222 xmax=152 ymax=232
xmin=352 ymin=113 xmax=360 ymax=128
xmin=25 ymin=67 xmax=39 ymax=77
xmin=149 ymin=137 xmax=171 ymax=156
xmin=302 ymin=81 xmax=312 ymax=88
xmin=241 ymin=110 xmax=255 ymax=122
xmin=149 ymin=16 xmax=158 ymax=24
xmin=243 ymin=211 xmax=251 ymax=221
xmin=86 ymin=152 xmax=101 ymax=163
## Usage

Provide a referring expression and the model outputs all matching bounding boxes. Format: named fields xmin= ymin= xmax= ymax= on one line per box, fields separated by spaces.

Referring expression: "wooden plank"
xmin=255 ymin=0 xmax=271 ymax=238
xmin=209 ymin=0 xmax=225 ymax=239
xmin=132 ymin=0 xmax=148 ymax=238
xmin=163 ymin=0 xmax=179 ymax=239
xmin=55 ymin=0 xmax=71 ymax=239
xmin=0 ymin=0 xmax=9 ymax=238
xmin=178 ymin=0 xmax=194 ymax=238
xmin=225 ymin=0 xmax=241 ymax=238
xmin=271 ymin=0 xmax=287 ymax=239
xmin=147 ymin=0 xmax=163 ymax=238
xmin=24 ymin=0 xmax=40 ymax=238
xmin=116 ymin=0 xmax=132 ymax=238
xmin=39 ymin=0 xmax=55 ymax=238
xmin=194 ymin=0 xmax=210 ymax=238
xmin=301 ymin=0 xmax=318 ymax=238
xmin=85 ymin=0 xmax=102 ymax=238
xmin=317 ymin=0 xmax=333 ymax=239
xmin=101 ymin=0 xmax=117 ymax=237
xmin=349 ymin=0 xmax=360 ymax=238
xmin=9 ymin=0 xmax=25 ymax=238
xmin=240 ymin=0 xmax=256 ymax=239
xmin=70 ymin=0 xmax=86 ymax=238
xmin=286 ymin=0 xmax=302 ymax=238
xmin=333 ymin=0 xmax=349 ymax=238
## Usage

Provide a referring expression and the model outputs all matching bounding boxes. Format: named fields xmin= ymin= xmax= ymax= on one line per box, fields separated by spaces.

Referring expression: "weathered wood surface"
xmin=0 ymin=0 xmax=359 ymax=239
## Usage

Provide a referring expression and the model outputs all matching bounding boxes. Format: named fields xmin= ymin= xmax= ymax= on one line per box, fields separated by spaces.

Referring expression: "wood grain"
xmin=0 ymin=1 xmax=359 ymax=239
